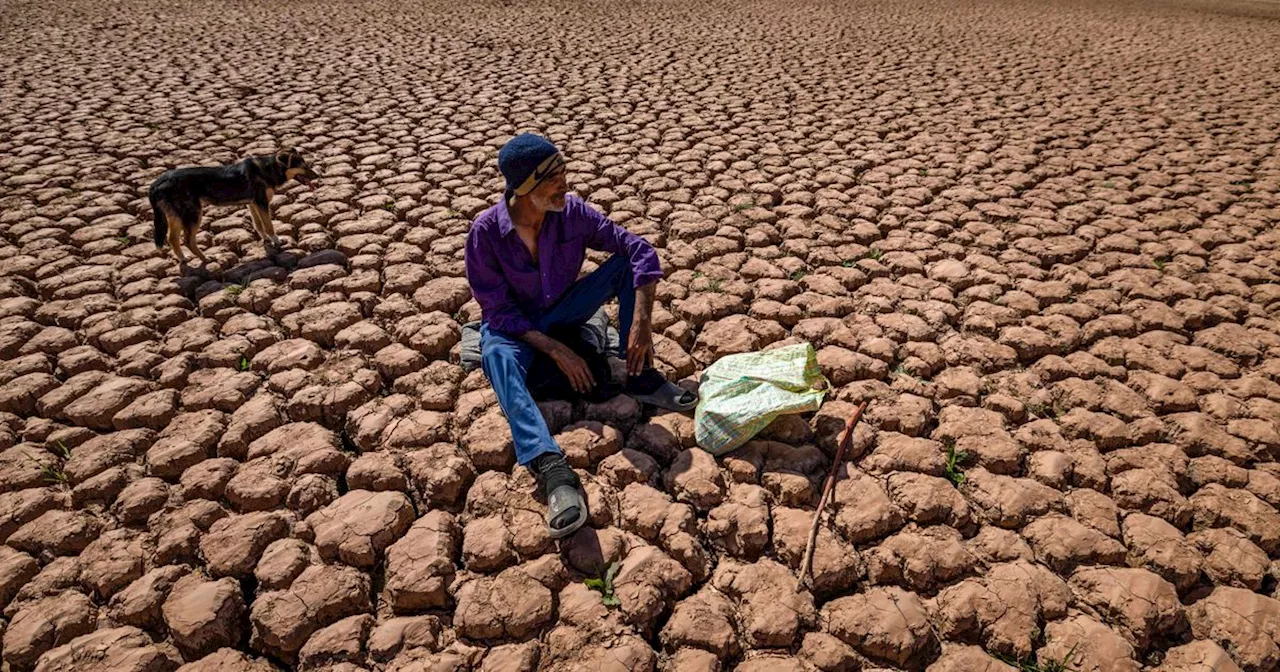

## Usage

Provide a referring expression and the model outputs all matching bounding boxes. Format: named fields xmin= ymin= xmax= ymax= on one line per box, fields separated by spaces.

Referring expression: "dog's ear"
xmin=276 ymin=151 xmax=294 ymax=167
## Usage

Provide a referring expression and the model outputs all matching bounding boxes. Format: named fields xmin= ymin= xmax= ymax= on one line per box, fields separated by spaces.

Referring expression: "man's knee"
xmin=481 ymin=343 xmax=516 ymax=371
xmin=481 ymin=337 xmax=530 ymax=378
xmin=600 ymin=254 xmax=628 ymax=273
xmin=601 ymin=254 xmax=631 ymax=286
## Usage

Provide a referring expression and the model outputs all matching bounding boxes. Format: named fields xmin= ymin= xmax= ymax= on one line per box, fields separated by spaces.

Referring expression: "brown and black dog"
xmin=149 ymin=149 xmax=318 ymax=268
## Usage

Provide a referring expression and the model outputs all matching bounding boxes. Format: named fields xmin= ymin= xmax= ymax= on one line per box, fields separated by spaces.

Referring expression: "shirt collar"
xmin=496 ymin=198 xmax=559 ymax=237
xmin=496 ymin=199 xmax=516 ymax=236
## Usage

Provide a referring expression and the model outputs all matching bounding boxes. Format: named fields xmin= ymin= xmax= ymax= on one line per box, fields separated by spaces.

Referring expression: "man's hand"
xmin=551 ymin=345 xmax=596 ymax=394
xmin=522 ymin=330 xmax=596 ymax=394
xmin=627 ymin=324 xmax=653 ymax=377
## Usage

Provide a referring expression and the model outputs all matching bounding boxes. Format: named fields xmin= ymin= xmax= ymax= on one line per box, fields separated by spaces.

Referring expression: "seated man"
xmin=464 ymin=133 xmax=697 ymax=539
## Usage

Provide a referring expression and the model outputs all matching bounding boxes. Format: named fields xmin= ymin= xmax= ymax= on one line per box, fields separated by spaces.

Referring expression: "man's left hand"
xmin=627 ymin=324 xmax=654 ymax=377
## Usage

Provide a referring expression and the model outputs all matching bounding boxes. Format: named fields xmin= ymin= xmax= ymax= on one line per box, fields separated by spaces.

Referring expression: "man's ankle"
xmin=531 ymin=452 xmax=578 ymax=492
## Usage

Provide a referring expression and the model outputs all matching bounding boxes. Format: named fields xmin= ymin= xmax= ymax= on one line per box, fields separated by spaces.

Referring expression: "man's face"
xmin=529 ymin=167 xmax=568 ymax=212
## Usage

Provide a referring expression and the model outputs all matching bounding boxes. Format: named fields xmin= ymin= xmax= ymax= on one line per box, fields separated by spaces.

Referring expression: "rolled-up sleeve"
xmin=575 ymin=197 xmax=664 ymax=288
xmin=464 ymin=226 xmax=535 ymax=337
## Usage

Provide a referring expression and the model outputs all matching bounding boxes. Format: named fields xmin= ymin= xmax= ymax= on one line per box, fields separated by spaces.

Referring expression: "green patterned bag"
xmin=694 ymin=342 xmax=830 ymax=455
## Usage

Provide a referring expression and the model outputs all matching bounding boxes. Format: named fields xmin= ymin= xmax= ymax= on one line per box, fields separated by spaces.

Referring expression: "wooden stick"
xmin=796 ymin=399 xmax=869 ymax=592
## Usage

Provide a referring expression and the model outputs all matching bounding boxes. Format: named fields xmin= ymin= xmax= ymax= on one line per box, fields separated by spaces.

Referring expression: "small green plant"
xmin=891 ymin=364 xmax=924 ymax=382
xmin=115 ymin=235 xmax=131 ymax=245
xmin=789 ymin=269 xmax=809 ymax=281
xmin=584 ymin=561 xmax=621 ymax=608
xmin=841 ymin=259 xmax=857 ymax=268
xmin=1024 ymin=401 xmax=1051 ymax=419
xmin=1152 ymin=256 xmax=1169 ymax=271
xmin=706 ymin=278 xmax=724 ymax=293
xmin=224 ymin=284 xmax=244 ymax=296
xmin=26 ymin=441 xmax=70 ymax=486
xmin=943 ymin=440 xmax=968 ymax=487
xmin=996 ymin=644 xmax=1079 ymax=672
xmin=379 ymin=202 xmax=396 ymax=212
xmin=733 ymin=199 xmax=757 ymax=212
xmin=918 ymin=168 xmax=928 ymax=176
xmin=38 ymin=463 xmax=69 ymax=485
xmin=238 ymin=355 xmax=251 ymax=371
xmin=1101 ymin=180 xmax=1115 ymax=189
xmin=445 ymin=209 xmax=462 ymax=218
xmin=866 ymin=248 xmax=883 ymax=261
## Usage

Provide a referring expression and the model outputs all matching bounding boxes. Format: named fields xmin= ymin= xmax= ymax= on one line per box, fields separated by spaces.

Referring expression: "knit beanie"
xmin=498 ymin=133 xmax=565 ymax=206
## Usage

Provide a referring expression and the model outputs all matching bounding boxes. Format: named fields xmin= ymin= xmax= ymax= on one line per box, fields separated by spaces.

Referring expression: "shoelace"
xmin=534 ymin=454 xmax=578 ymax=490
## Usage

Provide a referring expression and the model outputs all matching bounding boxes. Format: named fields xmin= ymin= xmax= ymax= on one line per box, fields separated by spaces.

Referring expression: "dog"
xmin=148 ymin=148 xmax=319 ymax=268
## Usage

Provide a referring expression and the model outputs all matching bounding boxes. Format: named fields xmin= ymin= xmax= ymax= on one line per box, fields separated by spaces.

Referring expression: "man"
xmin=464 ymin=133 xmax=697 ymax=539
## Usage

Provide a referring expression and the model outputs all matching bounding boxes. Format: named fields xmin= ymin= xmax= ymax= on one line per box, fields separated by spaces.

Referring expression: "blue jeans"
xmin=481 ymin=255 xmax=636 ymax=465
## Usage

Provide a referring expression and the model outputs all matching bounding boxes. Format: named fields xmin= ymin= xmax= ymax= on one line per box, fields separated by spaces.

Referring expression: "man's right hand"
xmin=551 ymin=345 xmax=596 ymax=394
xmin=520 ymin=330 xmax=597 ymax=395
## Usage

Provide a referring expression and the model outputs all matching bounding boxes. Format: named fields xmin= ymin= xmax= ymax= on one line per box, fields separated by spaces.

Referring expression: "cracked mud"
xmin=2 ymin=0 xmax=1280 ymax=670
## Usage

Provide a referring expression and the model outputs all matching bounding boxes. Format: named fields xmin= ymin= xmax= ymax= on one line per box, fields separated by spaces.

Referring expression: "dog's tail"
xmin=151 ymin=195 xmax=166 ymax=249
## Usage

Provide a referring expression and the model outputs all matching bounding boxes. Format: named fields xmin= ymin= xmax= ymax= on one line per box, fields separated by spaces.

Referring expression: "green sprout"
xmin=584 ymin=561 xmax=621 ymax=609
xmin=943 ymin=440 xmax=968 ymax=487
xmin=26 ymin=441 xmax=71 ymax=486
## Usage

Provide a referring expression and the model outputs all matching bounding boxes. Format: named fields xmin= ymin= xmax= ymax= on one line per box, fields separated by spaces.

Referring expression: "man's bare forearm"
xmin=521 ymin=330 xmax=567 ymax=358
xmin=633 ymin=282 xmax=656 ymax=331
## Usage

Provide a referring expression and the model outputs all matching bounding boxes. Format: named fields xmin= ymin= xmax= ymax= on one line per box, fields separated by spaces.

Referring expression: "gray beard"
xmin=532 ymin=193 xmax=566 ymax=213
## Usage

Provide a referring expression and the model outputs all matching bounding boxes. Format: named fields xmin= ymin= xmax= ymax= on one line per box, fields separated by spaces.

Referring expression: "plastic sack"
xmin=694 ymin=342 xmax=830 ymax=456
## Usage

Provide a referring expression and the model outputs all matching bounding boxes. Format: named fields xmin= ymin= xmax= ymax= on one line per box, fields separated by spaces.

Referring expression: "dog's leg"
xmin=249 ymin=202 xmax=279 ymax=251
xmin=184 ymin=224 xmax=209 ymax=265
xmin=165 ymin=212 xmax=188 ymax=269
xmin=246 ymin=205 xmax=266 ymax=242
xmin=253 ymin=196 xmax=281 ymax=249
xmin=261 ymin=204 xmax=281 ymax=249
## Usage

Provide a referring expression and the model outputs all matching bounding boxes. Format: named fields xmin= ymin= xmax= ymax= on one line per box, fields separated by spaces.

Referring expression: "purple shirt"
xmin=464 ymin=194 xmax=663 ymax=337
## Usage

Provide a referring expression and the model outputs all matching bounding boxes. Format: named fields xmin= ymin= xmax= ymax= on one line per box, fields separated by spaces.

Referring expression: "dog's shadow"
xmin=176 ymin=247 xmax=347 ymax=299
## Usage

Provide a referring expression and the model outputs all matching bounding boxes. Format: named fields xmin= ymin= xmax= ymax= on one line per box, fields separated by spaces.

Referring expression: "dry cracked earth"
xmin=2 ymin=0 xmax=1280 ymax=670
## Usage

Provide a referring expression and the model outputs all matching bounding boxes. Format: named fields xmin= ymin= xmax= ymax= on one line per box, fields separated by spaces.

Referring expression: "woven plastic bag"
xmin=694 ymin=342 xmax=830 ymax=456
